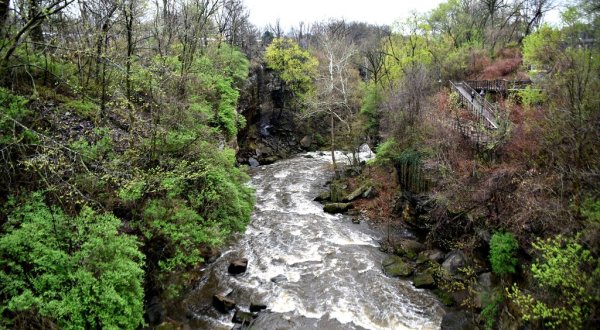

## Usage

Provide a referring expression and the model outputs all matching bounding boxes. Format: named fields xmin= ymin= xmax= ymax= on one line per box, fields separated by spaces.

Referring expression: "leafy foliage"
xmin=0 ymin=87 xmax=33 ymax=144
xmin=0 ymin=193 xmax=145 ymax=329
xmin=508 ymin=236 xmax=599 ymax=329
xmin=489 ymin=232 xmax=519 ymax=276
xmin=581 ymin=198 xmax=600 ymax=223
xmin=265 ymin=38 xmax=318 ymax=100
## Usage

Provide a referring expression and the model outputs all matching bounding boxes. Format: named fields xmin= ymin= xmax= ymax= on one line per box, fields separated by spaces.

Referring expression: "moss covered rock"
xmin=382 ymin=255 xmax=413 ymax=277
xmin=413 ymin=271 xmax=436 ymax=288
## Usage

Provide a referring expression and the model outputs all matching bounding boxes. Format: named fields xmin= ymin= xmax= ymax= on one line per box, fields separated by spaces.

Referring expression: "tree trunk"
xmin=29 ymin=0 xmax=44 ymax=49
xmin=0 ymin=0 xmax=9 ymax=35
xmin=331 ymin=113 xmax=337 ymax=177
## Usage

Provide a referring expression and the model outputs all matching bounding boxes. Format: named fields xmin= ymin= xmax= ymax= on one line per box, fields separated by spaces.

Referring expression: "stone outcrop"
xmin=417 ymin=249 xmax=445 ymax=264
xmin=313 ymin=190 xmax=331 ymax=202
xmin=270 ymin=274 xmax=287 ymax=283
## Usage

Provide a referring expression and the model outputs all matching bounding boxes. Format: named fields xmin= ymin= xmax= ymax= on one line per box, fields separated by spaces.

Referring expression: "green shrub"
xmin=374 ymin=138 xmax=400 ymax=164
xmin=480 ymin=294 xmax=503 ymax=330
xmin=581 ymin=198 xmax=600 ymax=223
xmin=0 ymin=193 xmax=145 ymax=329
xmin=0 ymin=87 xmax=34 ymax=145
xmin=69 ymin=128 xmax=112 ymax=161
xmin=489 ymin=232 xmax=519 ymax=276
xmin=62 ymin=99 xmax=100 ymax=121
xmin=508 ymin=235 xmax=599 ymax=329
xmin=518 ymin=86 xmax=546 ymax=106
xmin=119 ymin=146 xmax=254 ymax=274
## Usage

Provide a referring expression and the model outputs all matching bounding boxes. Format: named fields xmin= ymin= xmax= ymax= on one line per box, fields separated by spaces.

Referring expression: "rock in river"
xmin=323 ymin=202 xmax=353 ymax=214
xmin=232 ymin=310 xmax=255 ymax=324
xmin=250 ymin=303 xmax=268 ymax=313
xmin=228 ymin=258 xmax=248 ymax=275
xmin=212 ymin=294 xmax=236 ymax=313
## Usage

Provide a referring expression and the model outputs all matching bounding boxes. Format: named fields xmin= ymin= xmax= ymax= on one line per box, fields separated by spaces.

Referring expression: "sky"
xmin=243 ymin=0 xmax=448 ymax=30
xmin=243 ymin=0 xmax=564 ymax=31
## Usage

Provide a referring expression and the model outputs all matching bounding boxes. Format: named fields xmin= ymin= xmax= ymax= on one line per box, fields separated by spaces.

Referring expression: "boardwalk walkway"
xmin=465 ymin=79 xmax=531 ymax=93
xmin=450 ymin=81 xmax=498 ymax=129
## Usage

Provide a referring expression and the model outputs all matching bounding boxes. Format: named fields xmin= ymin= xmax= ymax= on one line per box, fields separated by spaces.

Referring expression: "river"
xmin=177 ymin=151 xmax=445 ymax=329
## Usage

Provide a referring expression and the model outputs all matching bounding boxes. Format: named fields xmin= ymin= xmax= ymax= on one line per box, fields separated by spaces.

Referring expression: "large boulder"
xmin=212 ymin=294 xmax=236 ymax=313
xmin=300 ymin=135 xmax=312 ymax=149
xmin=442 ymin=250 xmax=467 ymax=275
xmin=417 ymin=249 xmax=445 ymax=264
xmin=323 ymin=202 xmax=353 ymax=214
xmin=396 ymin=239 xmax=426 ymax=260
xmin=382 ymin=255 xmax=413 ymax=277
xmin=228 ymin=258 xmax=248 ymax=275
xmin=413 ymin=271 xmax=436 ymax=289
xmin=248 ymin=157 xmax=260 ymax=167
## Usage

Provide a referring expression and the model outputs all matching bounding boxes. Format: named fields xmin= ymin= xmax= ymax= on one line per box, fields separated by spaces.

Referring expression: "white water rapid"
xmin=179 ymin=150 xmax=445 ymax=329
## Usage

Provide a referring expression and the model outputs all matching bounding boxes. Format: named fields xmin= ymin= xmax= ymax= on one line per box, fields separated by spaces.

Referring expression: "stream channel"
xmin=177 ymin=151 xmax=445 ymax=329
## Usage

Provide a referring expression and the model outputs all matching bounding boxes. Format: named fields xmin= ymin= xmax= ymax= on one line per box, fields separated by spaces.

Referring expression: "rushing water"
xmin=178 ymin=151 xmax=445 ymax=329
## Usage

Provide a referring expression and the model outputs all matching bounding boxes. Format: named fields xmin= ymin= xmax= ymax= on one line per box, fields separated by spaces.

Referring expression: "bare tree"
xmin=305 ymin=21 xmax=361 ymax=172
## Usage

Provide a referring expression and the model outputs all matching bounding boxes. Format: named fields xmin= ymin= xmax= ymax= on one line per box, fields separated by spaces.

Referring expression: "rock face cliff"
xmin=236 ymin=63 xmax=327 ymax=165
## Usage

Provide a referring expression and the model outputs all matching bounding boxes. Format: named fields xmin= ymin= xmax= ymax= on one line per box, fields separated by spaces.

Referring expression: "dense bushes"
xmin=489 ymin=232 xmax=519 ymax=276
xmin=0 ymin=193 xmax=145 ymax=329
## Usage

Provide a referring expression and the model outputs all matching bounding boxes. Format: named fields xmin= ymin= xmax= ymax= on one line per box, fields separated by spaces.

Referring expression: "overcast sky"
xmin=243 ymin=0 xmax=564 ymax=31
xmin=243 ymin=0 xmax=448 ymax=30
